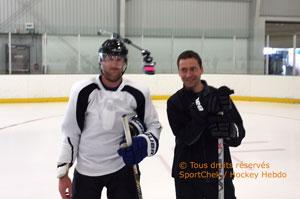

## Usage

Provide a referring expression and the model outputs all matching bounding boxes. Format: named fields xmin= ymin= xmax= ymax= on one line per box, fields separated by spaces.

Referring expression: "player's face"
xmin=178 ymin=58 xmax=203 ymax=91
xmin=101 ymin=55 xmax=126 ymax=82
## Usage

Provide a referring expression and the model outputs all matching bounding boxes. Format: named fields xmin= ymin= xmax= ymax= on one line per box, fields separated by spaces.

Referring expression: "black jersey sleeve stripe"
xmin=121 ymin=85 xmax=145 ymax=121
xmin=76 ymin=83 xmax=100 ymax=131
xmin=67 ymin=137 xmax=74 ymax=165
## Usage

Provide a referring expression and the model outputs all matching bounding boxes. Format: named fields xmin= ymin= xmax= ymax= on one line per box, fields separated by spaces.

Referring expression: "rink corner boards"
xmin=1 ymin=95 xmax=300 ymax=104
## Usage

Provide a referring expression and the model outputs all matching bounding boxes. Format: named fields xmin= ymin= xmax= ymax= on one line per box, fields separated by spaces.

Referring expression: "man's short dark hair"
xmin=177 ymin=50 xmax=202 ymax=68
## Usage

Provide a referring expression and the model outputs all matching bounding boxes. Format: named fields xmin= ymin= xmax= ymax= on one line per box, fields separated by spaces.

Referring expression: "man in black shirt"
xmin=167 ymin=50 xmax=245 ymax=199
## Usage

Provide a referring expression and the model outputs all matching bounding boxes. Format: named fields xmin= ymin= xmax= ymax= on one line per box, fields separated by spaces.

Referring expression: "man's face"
xmin=178 ymin=58 xmax=203 ymax=90
xmin=100 ymin=55 xmax=126 ymax=82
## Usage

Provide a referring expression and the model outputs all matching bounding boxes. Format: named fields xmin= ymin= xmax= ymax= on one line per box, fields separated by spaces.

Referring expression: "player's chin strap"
xmin=122 ymin=64 xmax=127 ymax=74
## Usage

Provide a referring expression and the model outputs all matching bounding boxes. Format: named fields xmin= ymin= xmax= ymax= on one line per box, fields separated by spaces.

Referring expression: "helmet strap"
xmin=122 ymin=63 xmax=127 ymax=74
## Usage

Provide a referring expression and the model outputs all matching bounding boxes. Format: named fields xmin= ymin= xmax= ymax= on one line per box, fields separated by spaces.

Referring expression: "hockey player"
xmin=57 ymin=38 xmax=161 ymax=199
xmin=167 ymin=50 xmax=245 ymax=199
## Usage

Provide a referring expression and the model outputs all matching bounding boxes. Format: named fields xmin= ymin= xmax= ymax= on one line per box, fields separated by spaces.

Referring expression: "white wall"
xmin=0 ymin=74 xmax=300 ymax=100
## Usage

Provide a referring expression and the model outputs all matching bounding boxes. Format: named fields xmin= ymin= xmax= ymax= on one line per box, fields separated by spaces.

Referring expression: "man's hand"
xmin=58 ymin=175 xmax=72 ymax=199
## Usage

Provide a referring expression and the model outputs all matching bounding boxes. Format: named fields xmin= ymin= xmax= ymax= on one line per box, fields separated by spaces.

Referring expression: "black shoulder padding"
xmin=76 ymin=83 xmax=100 ymax=131
xmin=121 ymin=85 xmax=145 ymax=122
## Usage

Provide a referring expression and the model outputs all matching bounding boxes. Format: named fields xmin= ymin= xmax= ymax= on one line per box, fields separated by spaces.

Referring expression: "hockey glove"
xmin=129 ymin=116 xmax=146 ymax=136
xmin=209 ymin=122 xmax=238 ymax=139
xmin=118 ymin=136 xmax=148 ymax=166
xmin=217 ymin=86 xmax=234 ymax=112
xmin=118 ymin=131 xmax=159 ymax=166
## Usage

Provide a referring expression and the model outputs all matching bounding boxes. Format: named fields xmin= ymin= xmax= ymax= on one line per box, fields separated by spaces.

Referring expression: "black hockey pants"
xmin=175 ymin=178 xmax=236 ymax=199
xmin=72 ymin=166 xmax=139 ymax=199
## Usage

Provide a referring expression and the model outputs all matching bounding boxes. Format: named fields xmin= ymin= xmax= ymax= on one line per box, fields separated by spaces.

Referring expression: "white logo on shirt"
xmin=195 ymin=97 xmax=204 ymax=111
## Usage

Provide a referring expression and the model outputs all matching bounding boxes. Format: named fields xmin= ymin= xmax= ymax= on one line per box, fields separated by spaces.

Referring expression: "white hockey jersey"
xmin=57 ymin=75 xmax=161 ymax=176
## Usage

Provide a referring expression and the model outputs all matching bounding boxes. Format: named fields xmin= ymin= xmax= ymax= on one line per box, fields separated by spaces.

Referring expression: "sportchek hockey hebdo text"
xmin=178 ymin=161 xmax=287 ymax=180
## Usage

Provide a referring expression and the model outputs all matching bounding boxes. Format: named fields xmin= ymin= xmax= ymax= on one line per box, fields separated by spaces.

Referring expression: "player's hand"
xmin=58 ymin=175 xmax=72 ymax=199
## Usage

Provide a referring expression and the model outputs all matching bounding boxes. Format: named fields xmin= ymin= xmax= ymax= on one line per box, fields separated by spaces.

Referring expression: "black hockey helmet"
xmin=98 ymin=38 xmax=128 ymax=63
